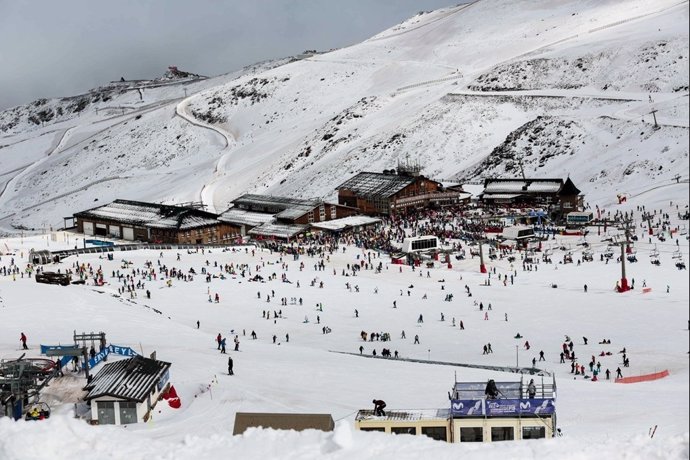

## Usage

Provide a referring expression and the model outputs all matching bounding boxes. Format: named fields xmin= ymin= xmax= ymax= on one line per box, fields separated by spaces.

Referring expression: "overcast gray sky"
xmin=0 ymin=0 xmax=458 ymax=110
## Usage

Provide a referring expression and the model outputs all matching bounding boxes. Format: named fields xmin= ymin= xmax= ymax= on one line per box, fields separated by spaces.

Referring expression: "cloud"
xmin=0 ymin=0 xmax=456 ymax=110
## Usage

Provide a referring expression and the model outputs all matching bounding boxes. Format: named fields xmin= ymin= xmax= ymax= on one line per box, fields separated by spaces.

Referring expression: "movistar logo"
xmin=520 ymin=402 xmax=531 ymax=410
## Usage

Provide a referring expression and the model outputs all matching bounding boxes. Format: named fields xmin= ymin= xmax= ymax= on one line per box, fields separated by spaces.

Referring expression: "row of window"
xmin=359 ymin=425 xmax=545 ymax=442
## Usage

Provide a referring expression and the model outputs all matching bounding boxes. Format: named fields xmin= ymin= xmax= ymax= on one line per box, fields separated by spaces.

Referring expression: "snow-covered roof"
xmin=355 ymin=409 xmax=450 ymax=422
xmin=75 ymin=200 xmax=220 ymax=230
xmin=483 ymin=179 xmax=564 ymax=195
xmin=248 ymin=223 xmax=309 ymax=239
xmin=84 ymin=356 xmax=171 ymax=402
xmin=310 ymin=215 xmax=381 ymax=231
xmin=218 ymin=209 xmax=276 ymax=227
xmin=482 ymin=193 xmax=522 ymax=199
xmin=337 ymin=172 xmax=417 ymax=198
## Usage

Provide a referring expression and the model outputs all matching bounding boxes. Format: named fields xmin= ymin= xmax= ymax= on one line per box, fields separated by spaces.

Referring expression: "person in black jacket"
xmin=373 ymin=399 xmax=386 ymax=416
xmin=228 ymin=356 xmax=234 ymax=375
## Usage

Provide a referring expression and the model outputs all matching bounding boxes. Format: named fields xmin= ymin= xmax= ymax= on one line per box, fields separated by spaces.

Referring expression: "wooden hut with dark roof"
xmin=83 ymin=355 xmax=171 ymax=425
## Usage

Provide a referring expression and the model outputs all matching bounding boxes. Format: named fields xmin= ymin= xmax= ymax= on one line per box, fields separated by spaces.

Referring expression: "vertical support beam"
xmin=479 ymin=242 xmax=487 ymax=273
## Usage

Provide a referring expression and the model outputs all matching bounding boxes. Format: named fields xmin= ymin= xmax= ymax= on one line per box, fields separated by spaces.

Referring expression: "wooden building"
xmin=230 ymin=194 xmax=359 ymax=225
xmin=233 ymin=412 xmax=335 ymax=435
xmin=337 ymin=172 xmax=450 ymax=215
xmin=480 ymin=177 xmax=583 ymax=217
xmin=83 ymin=356 xmax=171 ymax=425
xmin=73 ymin=200 xmax=241 ymax=244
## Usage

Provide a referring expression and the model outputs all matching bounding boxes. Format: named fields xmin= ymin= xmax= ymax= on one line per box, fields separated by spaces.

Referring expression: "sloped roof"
xmin=310 ymin=215 xmax=381 ymax=231
xmin=248 ymin=223 xmax=308 ymax=239
xmin=74 ymin=200 xmax=220 ymax=230
xmin=218 ymin=209 xmax=276 ymax=227
xmin=233 ymin=194 xmax=321 ymax=211
xmin=83 ymin=356 xmax=171 ymax=402
xmin=337 ymin=172 xmax=417 ymax=198
xmin=559 ymin=177 xmax=581 ymax=196
xmin=483 ymin=178 xmax=565 ymax=195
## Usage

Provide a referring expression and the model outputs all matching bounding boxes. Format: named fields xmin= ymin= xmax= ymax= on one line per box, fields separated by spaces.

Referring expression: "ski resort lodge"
xmin=73 ymin=200 xmax=242 ymax=244
xmin=355 ymin=377 xmax=557 ymax=443
xmin=480 ymin=177 xmax=583 ymax=217
xmin=83 ymin=355 xmax=171 ymax=425
xmin=337 ymin=170 xmax=464 ymax=215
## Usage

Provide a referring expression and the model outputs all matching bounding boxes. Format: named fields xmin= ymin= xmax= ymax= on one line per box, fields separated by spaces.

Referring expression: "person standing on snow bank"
xmin=373 ymin=399 xmax=386 ymax=416
xmin=20 ymin=332 xmax=28 ymax=350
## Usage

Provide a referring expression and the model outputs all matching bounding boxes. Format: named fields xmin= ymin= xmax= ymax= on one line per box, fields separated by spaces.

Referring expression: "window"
xmin=97 ymin=401 xmax=116 ymax=425
xmin=421 ymin=426 xmax=447 ymax=442
xmin=330 ymin=206 xmax=337 ymax=219
xmin=522 ymin=426 xmax=545 ymax=439
xmin=491 ymin=426 xmax=514 ymax=441
xmin=360 ymin=427 xmax=385 ymax=432
xmin=391 ymin=427 xmax=416 ymax=435
xmin=119 ymin=401 xmax=138 ymax=424
xmin=460 ymin=427 xmax=483 ymax=442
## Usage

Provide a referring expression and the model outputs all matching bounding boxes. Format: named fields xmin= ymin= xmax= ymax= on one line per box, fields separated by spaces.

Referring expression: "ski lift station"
xmin=83 ymin=355 xmax=171 ymax=425
xmin=501 ymin=225 xmax=535 ymax=241
xmin=355 ymin=376 xmax=557 ymax=443
xmin=401 ymin=235 xmax=439 ymax=253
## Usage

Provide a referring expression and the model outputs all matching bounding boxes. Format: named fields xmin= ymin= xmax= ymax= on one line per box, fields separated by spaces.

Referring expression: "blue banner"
xmin=451 ymin=399 xmax=484 ymax=416
xmin=485 ymin=398 xmax=555 ymax=416
xmin=41 ymin=344 xmax=138 ymax=370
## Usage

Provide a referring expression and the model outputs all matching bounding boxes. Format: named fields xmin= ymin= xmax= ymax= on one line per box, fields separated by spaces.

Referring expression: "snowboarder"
xmin=373 ymin=399 xmax=386 ymax=416
xmin=228 ymin=356 xmax=234 ymax=375
xmin=20 ymin=332 xmax=28 ymax=350
xmin=527 ymin=379 xmax=537 ymax=399
xmin=583 ymin=336 xmax=588 ymax=345
xmin=459 ymin=320 xmax=464 ymax=330
xmin=485 ymin=379 xmax=499 ymax=399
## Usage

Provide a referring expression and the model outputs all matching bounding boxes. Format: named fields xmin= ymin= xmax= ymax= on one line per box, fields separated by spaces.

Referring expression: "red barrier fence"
xmin=615 ymin=369 xmax=669 ymax=384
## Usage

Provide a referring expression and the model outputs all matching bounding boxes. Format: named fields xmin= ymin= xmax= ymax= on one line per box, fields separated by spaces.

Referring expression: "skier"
xmin=373 ymin=399 xmax=386 ymax=416
xmin=216 ymin=333 xmax=222 ymax=350
xmin=616 ymin=367 xmax=623 ymax=379
xmin=196 ymin=320 xmax=200 ymax=329
xmin=539 ymin=350 xmax=545 ymax=361
xmin=20 ymin=332 xmax=28 ymax=350
xmin=220 ymin=337 xmax=226 ymax=354
xmin=583 ymin=336 xmax=588 ymax=345
xmin=228 ymin=356 xmax=234 ymax=375
xmin=414 ymin=334 xmax=420 ymax=344
xmin=584 ymin=284 xmax=588 ymax=293
xmin=459 ymin=320 xmax=464 ymax=330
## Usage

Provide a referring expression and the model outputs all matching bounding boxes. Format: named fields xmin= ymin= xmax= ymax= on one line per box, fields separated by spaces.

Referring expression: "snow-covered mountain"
xmin=0 ymin=0 xmax=687 ymax=232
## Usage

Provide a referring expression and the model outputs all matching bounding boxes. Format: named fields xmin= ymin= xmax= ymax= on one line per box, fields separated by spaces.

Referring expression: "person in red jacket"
xmin=20 ymin=332 xmax=28 ymax=350
xmin=216 ymin=333 xmax=222 ymax=350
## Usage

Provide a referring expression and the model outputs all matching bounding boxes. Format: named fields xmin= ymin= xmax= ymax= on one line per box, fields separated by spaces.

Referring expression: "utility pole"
xmin=516 ymin=345 xmax=519 ymax=368
xmin=650 ymin=109 xmax=659 ymax=129
xmin=478 ymin=241 xmax=487 ymax=273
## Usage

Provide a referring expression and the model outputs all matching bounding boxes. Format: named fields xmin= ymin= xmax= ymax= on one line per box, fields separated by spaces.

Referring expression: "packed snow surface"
xmin=0 ymin=185 xmax=688 ymax=459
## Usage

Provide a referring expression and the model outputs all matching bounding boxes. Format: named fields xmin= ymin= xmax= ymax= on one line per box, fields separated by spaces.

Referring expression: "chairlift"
xmin=25 ymin=402 xmax=51 ymax=421
xmin=649 ymin=246 xmax=660 ymax=258
xmin=603 ymin=245 xmax=614 ymax=259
